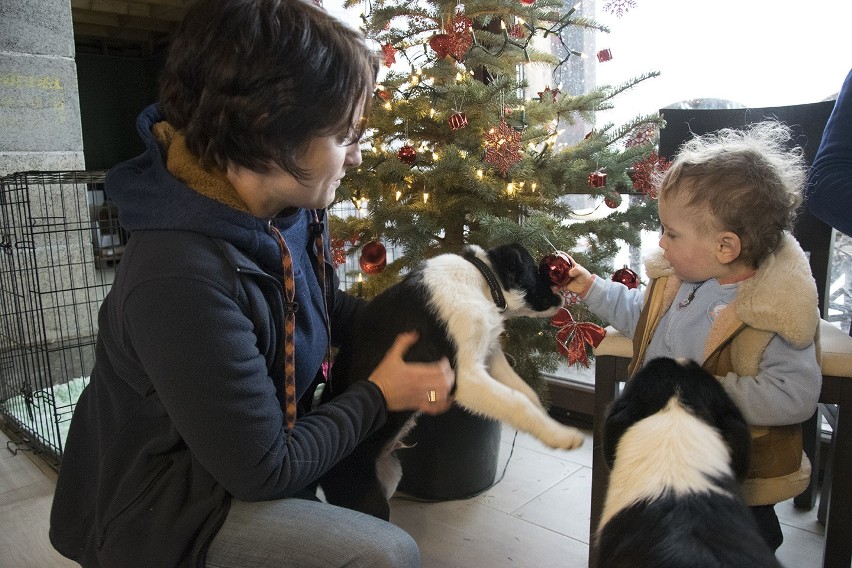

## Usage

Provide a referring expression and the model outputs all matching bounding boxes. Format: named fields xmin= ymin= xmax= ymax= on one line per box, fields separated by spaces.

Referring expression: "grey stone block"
xmin=0 ymin=0 xmax=74 ymax=57
xmin=0 ymin=55 xmax=83 ymax=153
xmin=0 ymin=151 xmax=85 ymax=176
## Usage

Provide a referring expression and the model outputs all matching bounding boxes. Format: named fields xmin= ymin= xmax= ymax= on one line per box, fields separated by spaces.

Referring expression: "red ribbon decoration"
xmin=551 ymin=307 xmax=607 ymax=368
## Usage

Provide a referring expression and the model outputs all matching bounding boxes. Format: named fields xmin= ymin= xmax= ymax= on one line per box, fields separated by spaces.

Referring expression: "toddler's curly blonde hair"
xmin=657 ymin=120 xmax=806 ymax=267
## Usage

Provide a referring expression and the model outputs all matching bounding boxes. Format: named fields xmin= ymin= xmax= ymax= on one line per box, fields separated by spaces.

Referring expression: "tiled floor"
xmin=0 ymin=420 xmax=827 ymax=567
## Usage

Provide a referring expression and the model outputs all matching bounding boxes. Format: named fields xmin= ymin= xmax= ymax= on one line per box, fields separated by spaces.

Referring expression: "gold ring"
xmin=427 ymin=390 xmax=438 ymax=403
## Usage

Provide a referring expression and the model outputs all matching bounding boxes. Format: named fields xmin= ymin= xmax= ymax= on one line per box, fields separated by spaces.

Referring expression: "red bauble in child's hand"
xmin=540 ymin=252 xmax=574 ymax=287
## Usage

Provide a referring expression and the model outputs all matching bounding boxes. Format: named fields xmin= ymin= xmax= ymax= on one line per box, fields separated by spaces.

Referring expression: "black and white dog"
xmin=595 ymin=357 xmax=782 ymax=568
xmin=319 ymin=243 xmax=585 ymax=519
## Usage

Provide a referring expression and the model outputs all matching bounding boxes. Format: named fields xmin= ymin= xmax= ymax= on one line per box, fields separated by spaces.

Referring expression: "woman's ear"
xmin=716 ymin=231 xmax=742 ymax=265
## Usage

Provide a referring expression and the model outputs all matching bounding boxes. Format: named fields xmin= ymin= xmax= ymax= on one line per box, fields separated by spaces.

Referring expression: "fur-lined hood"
xmin=643 ymin=232 xmax=819 ymax=349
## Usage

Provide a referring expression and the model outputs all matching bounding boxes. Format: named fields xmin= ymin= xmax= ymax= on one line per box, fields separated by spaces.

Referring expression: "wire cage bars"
xmin=0 ymin=170 xmax=123 ymax=464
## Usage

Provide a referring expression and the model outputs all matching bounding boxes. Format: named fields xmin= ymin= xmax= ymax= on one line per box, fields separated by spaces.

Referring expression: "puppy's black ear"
xmin=487 ymin=244 xmax=528 ymax=290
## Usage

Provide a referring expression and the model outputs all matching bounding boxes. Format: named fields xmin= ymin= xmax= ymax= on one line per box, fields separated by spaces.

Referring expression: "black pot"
xmin=396 ymin=404 xmax=501 ymax=500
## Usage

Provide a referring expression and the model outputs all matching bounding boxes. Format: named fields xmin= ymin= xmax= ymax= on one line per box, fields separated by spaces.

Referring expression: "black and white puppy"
xmin=595 ymin=357 xmax=782 ymax=568
xmin=319 ymin=243 xmax=585 ymax=520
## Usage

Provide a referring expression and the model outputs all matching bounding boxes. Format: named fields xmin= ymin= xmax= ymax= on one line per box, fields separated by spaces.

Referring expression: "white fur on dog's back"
xmin=599 ymin=396 xmax=734 ymax=529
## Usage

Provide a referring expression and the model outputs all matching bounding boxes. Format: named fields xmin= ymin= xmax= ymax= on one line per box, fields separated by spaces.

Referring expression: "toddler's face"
xmin=657 ymin=195 xmax=723 ymax=283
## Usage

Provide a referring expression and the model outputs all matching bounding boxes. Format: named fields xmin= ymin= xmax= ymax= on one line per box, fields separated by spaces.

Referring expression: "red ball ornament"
xmin=612 ymin=266 xmax=639 ymax=289
xmin=448 ymin=112 xmax=468 ymax=130
xmin=397 ymin=145 xmax=417 ymax=165
xmin=359 ymin=241 xmax=387 ymax=275
xmin=588 ymin=171 xmax=607 ymax=188
xmin=519 ymin=0 xmax=536 ymax=5
xmin=539 ymin=252 xmax=574 ymax=287
xmin=508 ymin=23 xmax=525 ymax=38
xmin=604 ymin=191 xmax=622 ymax=208
xmin=429 ymin=34 xmax=452 ymax=58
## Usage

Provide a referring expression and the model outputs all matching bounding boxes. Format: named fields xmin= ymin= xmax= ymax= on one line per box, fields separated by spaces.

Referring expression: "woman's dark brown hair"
xmin=159 ymin=0 xmax=378 ymax=179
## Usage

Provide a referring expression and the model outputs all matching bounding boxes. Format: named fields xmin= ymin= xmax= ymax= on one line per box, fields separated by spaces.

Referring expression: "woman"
xmin=49 ymin=1 xmax=455 ymax=566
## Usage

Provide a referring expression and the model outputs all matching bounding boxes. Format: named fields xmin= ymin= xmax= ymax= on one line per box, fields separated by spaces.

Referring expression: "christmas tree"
xmin=331 ymin=0 xmax=664 ymax=393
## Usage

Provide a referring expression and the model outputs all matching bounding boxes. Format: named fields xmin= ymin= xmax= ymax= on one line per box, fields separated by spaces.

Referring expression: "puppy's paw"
xmin=542 ymin=426 xmax=585 ymax=450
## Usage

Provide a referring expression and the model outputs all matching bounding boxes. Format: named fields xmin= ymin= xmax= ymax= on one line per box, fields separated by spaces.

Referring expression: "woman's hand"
xmin=368 ymin=331 xmax=455 ymax=415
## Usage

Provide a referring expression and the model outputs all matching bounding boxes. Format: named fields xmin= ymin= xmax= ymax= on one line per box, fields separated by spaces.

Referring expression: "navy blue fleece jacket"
xmin=49 ymin=105 xmax=386 ymax=567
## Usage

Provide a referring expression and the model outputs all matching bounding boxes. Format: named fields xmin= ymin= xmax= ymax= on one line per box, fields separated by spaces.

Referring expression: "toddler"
xmin=565 ymin=120 xmax=822 ymax=551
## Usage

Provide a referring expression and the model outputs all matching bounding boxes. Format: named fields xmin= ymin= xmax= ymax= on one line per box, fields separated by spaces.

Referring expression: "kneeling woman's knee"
xmin=358 ymin=523 xmax=419 ymax=568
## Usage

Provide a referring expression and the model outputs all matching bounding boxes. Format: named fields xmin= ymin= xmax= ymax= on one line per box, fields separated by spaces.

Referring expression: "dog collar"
xmin=463 ymin=252 xmax=507 ymax=311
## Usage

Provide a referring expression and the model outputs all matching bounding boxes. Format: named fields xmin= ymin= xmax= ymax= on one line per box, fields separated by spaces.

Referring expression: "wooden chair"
xmin=588 ymin=101 xmax=852 ymax=568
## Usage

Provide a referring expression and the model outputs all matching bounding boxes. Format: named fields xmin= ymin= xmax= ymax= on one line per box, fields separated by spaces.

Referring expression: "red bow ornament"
xmin=551 ymin=308 xmax=606 ymax=368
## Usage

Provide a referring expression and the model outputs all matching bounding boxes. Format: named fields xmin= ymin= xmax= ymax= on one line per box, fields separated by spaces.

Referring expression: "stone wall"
xmin=0 ymin=0 xmax=84 ymax=175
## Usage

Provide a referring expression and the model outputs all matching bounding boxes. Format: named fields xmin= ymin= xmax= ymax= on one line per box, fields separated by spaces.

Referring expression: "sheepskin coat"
xmin=629 ymin=232 xmax=821 ymax=505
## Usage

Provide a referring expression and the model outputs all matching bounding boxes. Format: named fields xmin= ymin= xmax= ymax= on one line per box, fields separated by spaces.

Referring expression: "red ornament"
xmin=537 ymin=86 xmax=560 ymax=102
xmin=447 ymin=13 xmax=473 ymax=60
xmin=604 ymin=192 xmax=622 ymax=208
xmin=632 ymin=151 xmax=672 ymax=198
xmin=381 ymin=43 xmax=396 ymax=67
xmin=483 ymin=119 xmax=523 ymax=176
xmin=612 ymin=266 xmax=639 ymax=289
xmin=519 ymin=0 xmax=536 ymax=5
xmin=551 ymin=308 xmax=607 ymax=368
xmin=375 ymin=88 xmax=391 ymax=102
xmin=539 ymin=252 xmax=574 ymax=287
xmin=625 ymin=124 xmax=657 ymax=148
xmin=397 ymin=145 xmax=417 ymax=165
xmin=331 ymin=237 xmax=347 ymax=267
xmin=588 ymin=171 xmax=607 ymax=188
xmin=448 ymin=112 xmax=468 ymax=130
xmin=359 ymin=241 xmax=387 ymax=275
xmin=509 ymin=23 xmax=525 ymax=38
xmin=429 ymin=33 xmax=452 ymax=59
xmin=596 ymin=48 xmax=613 ymax=62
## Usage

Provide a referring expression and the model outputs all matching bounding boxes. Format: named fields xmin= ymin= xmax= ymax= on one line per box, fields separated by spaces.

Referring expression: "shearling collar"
xmin=643 ymin=232 xmax=819 ymax=348
xmin=152 ymin=121 xmax=251 ymax=214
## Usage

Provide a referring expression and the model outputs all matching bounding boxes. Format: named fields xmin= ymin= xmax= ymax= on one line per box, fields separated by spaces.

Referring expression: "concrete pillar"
xmin=0 ymin=0 xmax=96 ymax=444
xmin=0 ymin=0 xmax=84 ymax=175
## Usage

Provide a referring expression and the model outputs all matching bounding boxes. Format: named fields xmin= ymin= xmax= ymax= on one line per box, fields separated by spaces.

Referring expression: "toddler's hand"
xmin=562 ymin=256 xmax=595 ymax=297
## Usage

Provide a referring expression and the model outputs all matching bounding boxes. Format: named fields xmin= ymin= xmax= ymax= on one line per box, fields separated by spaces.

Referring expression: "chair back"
xmin=658 ymin=101 xmax=837 ymax=317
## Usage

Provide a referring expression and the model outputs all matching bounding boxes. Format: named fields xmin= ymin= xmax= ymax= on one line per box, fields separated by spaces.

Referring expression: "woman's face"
xmin=228 ymin=134 xmax=363 ymax=218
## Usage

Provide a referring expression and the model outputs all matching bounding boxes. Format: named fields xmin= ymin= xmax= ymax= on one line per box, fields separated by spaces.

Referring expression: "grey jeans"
xmin=205 ymin=497 xmax=420 ymax=568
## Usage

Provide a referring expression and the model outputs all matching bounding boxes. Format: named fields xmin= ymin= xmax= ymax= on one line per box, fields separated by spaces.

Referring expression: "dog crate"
xmin=0 ymin=170 xmax=122 ymax=465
